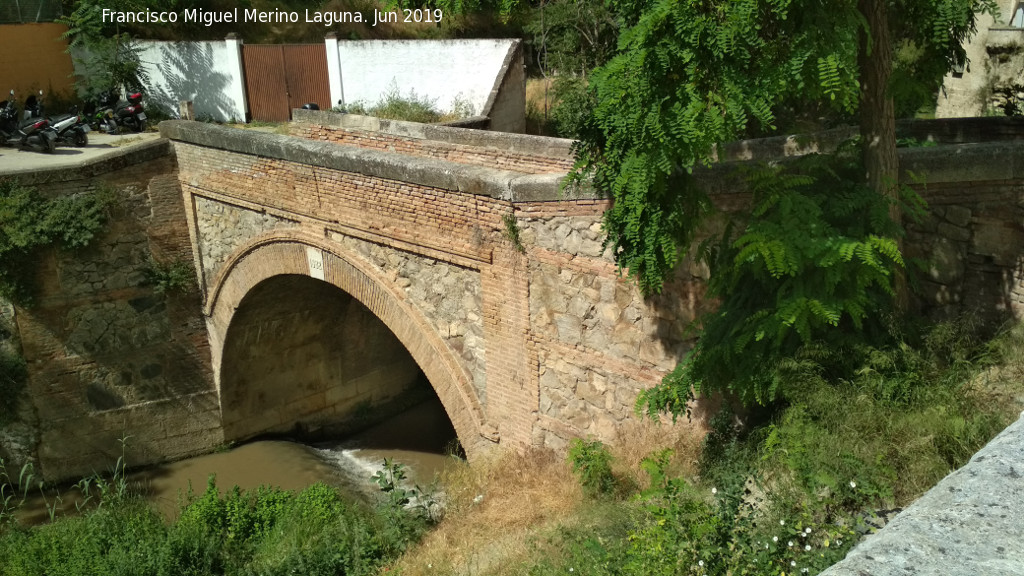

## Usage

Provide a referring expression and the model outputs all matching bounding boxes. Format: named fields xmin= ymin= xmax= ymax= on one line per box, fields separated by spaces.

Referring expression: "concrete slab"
xmin=0 ymin=131 xmax=162 ymax=175
xmin=822 ymin=411 xmax=1024 ymax=576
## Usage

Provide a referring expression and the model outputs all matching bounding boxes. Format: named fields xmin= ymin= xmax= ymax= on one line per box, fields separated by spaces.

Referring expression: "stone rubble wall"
xmin=0 ymin=299 xmax=38 ymax=471
xmin=516 ymin=201 xmax=711 ymax=450
xmin=194 ymin=196 xmax=298 ymax=293
xmin=328 ymin=233 xmax=488 ymax=405
xmin=984 ymin=27 xmax=1024 ymax=115
xmin=5 ymin=148 xmax=219 ymax=482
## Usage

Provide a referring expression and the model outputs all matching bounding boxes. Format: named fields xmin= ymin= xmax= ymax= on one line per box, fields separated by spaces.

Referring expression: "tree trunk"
xmin=857 ymin=0 xmax=907 ymax=310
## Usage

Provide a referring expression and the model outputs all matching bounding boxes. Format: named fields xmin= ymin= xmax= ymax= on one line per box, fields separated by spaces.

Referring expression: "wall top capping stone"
xmin=160 ymin=120 xmax=588 ymax=202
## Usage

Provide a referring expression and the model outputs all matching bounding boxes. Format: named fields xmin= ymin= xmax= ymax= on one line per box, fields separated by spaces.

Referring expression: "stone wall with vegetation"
xmin=4 ymin=142 xmax=219 ymax=481
xmin=516 ymin=201 xmax=713 ymax=450
xmin=0 ymin=298 xmax=37 ymax=471
xmin=164 ymin=121 xmax=1024 ymax=462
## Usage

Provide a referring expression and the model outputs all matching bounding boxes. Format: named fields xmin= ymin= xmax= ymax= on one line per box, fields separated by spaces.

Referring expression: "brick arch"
xmin=204 ymin=230 xmax=498 ymax=460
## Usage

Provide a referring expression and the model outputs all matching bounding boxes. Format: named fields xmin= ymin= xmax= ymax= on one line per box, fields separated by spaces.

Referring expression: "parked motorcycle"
xmin=84 ymin=89 xmax=147 ymax=134
xmin=83 ymin=90 xmax=119 ymax=135
xmin=23 ymin=91 xmax=89 ymax=147
xmin=113 ymin=90 xmax=147 ymax=132
xmin=0 ymin=90 xmax=56 ymax=153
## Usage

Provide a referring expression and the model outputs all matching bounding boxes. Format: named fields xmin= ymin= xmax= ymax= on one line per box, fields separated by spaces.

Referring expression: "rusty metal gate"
xmin=242 ymin=44 xmax=330 ymax=122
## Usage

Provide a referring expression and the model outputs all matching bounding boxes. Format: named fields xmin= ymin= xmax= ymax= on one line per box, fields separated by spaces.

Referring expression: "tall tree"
xmin=573 ymin=0 xmax=995 ymax=295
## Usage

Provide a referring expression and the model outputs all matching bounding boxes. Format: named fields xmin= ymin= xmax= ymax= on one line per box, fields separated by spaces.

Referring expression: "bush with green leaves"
xmin=640 ymin=151 xmax=926 ymax=411
xmin=340 ymin=86 xmax=475 ymax=123
xmin=0 ymin=473 xmax=426 ymax=576
xmin=567 ymin=438 xmax=616 ymax=497
xmin=0 ymin=179 xmax=112 ymax=305
xmin=142 ymin=258 xmax=197 ymax=295
xmin=524 ymin=318 xmax=1017 ymax=576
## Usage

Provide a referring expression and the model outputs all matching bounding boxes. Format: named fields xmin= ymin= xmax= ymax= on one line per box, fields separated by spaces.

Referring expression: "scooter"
xmin=0 ymin=90 xmax=56 ymax=153
xmin=113 ymin=90 xmax=147 ymax=132
xmin=84 ymin=90 xmax=119 ymax=135
xmin=24 ymin=91 xmax=89 ymax=147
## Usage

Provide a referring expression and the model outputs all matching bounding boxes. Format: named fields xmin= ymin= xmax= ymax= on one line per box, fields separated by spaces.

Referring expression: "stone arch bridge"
xmin=162 ymin=112 xmax=703 ymax=460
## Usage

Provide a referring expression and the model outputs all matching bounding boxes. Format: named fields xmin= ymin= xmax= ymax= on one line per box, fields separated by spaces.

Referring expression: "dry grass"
xmin=391 ymin=419 xmax=706 ymax=576
xmin=525 ymin=78 xmax=557 ymax=137
xmin=606 ymin=417 xmax=706 ymax=485
xmin=393 ymin=448 xmax=582 ymax=576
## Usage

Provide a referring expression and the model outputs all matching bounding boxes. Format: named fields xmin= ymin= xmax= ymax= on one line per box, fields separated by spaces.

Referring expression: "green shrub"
xmin=0 ymin=474 xmax=424 ymax=575
xmin=142 ymin=258 xmax=197 ymax=295
xmin=0 ymin=179 xmax=113 ymax=305
xmin=640 ymin=150 xmax=926 ymax=412
xmin=567 ymin=438 xmax=616 ymax=497
xmin=340 ymin=86 xmax=475 ymax=123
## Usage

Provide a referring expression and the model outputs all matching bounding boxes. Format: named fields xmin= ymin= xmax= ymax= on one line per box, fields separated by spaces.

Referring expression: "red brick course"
xmin=290 ymin=124 xmax=575 ymax=174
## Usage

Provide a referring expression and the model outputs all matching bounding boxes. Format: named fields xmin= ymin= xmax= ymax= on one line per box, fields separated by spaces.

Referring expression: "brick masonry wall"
xmin=172 ymin=128 xmax=705 ymax=457
xmin=8 ymin=152 xmax=219 ymax=482
xmin=289 ymin=124 xmax=575 ymax=174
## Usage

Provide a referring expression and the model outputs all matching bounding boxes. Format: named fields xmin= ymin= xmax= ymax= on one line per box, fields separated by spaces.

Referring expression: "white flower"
xmin=804 ymin=527 xmax=812 ymax=534
xmin=837 ymin=539 xmax=843 ymax=545
xmin=850 ymin=481 xmax=857 ymax=489
xmin=805 ymin=544 xmax=811 ymax=551
xmin=698 ymin=561 xmax=704 ymax=567
xmin=765 ymin=544 xmax=769 ymax=549
xmin=791 ymin=561 xmax=797 ymax=567
xmin=569 ymin=569 xmax=574 ymax=573
xmin=711 ymin=487 xmax=717 ymax=495
xmin=788 ymin=541 xmax=793 ymax=547
xmin=780 ymin=519 xmax=786 ymax=526
xmin=773 ymin=536 xmax=778 ymax=542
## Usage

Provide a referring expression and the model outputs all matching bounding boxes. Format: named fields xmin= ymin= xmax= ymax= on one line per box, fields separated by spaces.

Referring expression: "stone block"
xmin=926 ymin=237 xmax=966 ymax=285
xmin=944 ymin=205 xmax=972 ymax=228
xmin=937 ymin=222 xmax=971 ymax=243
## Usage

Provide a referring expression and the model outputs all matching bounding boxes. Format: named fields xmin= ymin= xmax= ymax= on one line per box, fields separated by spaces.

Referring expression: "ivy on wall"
xmin=0 ymin=178 xmax=112 ymax=305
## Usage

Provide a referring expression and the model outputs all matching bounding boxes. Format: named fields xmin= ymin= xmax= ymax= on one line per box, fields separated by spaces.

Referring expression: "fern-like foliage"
xmin=572 ymin=0 xmax=994 ymax=294
xmin=639 ymin=151 xmax=926 ymax=413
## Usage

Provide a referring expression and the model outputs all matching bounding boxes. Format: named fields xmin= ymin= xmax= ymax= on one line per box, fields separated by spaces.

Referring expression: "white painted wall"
xmin=333 ymin=39 xmax=514 ymax=116
xmin=135 ymin=39 xmax=247 ymax=122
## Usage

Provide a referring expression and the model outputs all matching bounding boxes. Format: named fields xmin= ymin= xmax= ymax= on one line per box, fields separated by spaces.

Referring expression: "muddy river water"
xmin=17 ymin=397 xmax=459 ymax=523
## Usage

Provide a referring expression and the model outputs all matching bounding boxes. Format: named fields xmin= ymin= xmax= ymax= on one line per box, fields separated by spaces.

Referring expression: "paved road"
xmin=0 ymin=131 xmax=163 ymax=174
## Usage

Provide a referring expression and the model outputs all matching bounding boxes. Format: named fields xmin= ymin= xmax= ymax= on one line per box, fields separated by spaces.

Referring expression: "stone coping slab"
xmin=821 ymin=411 xmax=1024 ymax=576
xmin=159 ymin=120 xmax=584 ymax=203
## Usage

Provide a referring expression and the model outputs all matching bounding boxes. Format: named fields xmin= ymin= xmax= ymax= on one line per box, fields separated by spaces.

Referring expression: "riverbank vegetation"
xmin=0 ymin=465 xmax=429 ymax=575
xmin=393 ymin=319 xmax=1022 ymax=576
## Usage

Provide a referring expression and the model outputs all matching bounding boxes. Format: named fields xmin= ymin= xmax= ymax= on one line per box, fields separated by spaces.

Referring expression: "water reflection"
xmin=13 ymin=396 xmax=460 ymax=524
